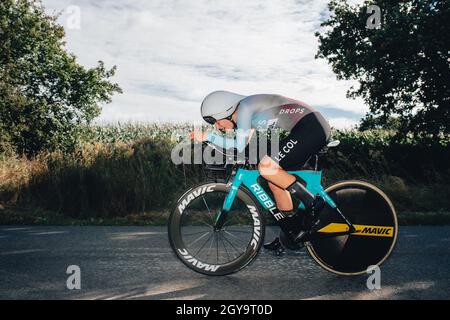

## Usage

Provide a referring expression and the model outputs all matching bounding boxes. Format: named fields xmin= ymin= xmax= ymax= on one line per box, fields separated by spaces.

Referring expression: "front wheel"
xmin=168 ymin=182 xmax=265 ymax=276
xmin=307 ymin=180 xmax=398 ymax=276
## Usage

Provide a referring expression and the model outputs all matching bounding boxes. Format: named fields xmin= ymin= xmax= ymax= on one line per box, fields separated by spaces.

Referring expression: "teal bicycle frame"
xmin=222 ymin=169 xmax=337 ymax=212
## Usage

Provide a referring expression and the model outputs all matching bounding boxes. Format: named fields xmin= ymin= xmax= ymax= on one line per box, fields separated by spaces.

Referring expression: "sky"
xmin=42 ymin=0 xmax=366 ymax=128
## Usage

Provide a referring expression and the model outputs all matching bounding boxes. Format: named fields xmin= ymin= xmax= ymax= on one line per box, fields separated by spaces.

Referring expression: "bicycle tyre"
xmin=306 ymin=180 xmax=398 ymax=276
xmin=168 ymin=182 xmax=265 ymax=276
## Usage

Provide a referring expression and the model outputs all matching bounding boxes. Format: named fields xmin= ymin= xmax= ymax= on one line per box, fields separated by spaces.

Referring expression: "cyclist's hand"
xmin=189 ymin=131 xmax=208 ymax=143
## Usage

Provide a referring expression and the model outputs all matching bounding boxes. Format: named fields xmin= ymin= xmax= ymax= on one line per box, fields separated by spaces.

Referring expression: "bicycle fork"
xmin=214 ymin=210 xmax=229 ymax=231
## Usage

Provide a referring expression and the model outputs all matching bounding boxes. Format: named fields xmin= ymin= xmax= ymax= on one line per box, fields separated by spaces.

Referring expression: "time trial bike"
xmin=168 ymin=140 xmax=398 ymax=276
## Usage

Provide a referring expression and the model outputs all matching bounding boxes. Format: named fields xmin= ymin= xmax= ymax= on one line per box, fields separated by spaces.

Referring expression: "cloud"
xmin=315 ymin=105 xmax=363 ymax=122
xmin=42 ymin=0 xmax=366 ymax=128
xmin=328 ymin=117 xmax=360 ymax=130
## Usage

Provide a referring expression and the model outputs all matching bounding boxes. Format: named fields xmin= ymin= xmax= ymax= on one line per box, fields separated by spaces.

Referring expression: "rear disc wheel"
xmin=307 ymin=180 xmax=398 ymax=276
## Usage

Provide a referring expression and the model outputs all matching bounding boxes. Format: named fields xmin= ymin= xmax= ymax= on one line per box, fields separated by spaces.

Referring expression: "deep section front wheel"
xmin=307 ymin=180 xmax=398 ymax=276
xmin=168 ymin=182 xmax=265 ymax=276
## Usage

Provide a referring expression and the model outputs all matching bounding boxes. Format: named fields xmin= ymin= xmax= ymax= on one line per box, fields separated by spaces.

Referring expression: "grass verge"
xmin=0 ymin=206 xmax=169 ymax=226
xmin=1 ymin=206 xmax=450 ymax=226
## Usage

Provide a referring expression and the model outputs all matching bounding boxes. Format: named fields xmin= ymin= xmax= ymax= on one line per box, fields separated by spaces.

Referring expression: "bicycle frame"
xmin=223 ymin=169 xmax=336 ymax=212
xmin=215 ymin=168 xmax=357 ymax=239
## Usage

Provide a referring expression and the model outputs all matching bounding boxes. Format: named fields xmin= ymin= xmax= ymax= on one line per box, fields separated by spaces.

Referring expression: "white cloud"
xmin=42 ymin=0 xmax=367 ymax=128
xmin=328 ymin=117 xmax=360 ymax=130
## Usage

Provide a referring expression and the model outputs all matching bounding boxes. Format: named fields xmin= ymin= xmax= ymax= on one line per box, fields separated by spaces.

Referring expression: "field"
xmin=1 ymin=123 xmax=449 ymax=225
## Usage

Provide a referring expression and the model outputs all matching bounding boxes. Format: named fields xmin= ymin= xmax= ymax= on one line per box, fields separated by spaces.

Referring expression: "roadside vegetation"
xmin=1 ymin=124 xmax=449 ymax=225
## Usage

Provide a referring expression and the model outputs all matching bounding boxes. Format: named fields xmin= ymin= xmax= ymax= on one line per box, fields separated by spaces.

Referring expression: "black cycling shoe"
xmin=292 ymin=199 xmax=324 ymax=244
xmin=263 ymin=237 xmax=286 ymax=256
xmin=279 ymin=230 xmax=304 ymax=251
xmin=265 ymin=203 xmax=323 ymax=252
xmin=263 ymin=237 xmax=282 ymax=251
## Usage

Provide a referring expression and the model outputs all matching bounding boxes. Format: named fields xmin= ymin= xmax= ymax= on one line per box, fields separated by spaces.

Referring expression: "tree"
xmin=316 ymin=0 xmax=450 ymax=139
xmin=0 ymin=0 xmax=122 ymax=156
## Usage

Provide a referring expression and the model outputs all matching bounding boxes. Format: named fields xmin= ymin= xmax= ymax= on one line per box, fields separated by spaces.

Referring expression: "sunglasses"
xmin=204 ymin=114 xmax=234 ymax=125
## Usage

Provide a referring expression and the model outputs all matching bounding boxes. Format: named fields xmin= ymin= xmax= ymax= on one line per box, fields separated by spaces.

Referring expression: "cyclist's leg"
xmin=258 ymin=158 xmax=295 ymax=188
xmin=259 ymin=113 xmax=329 ymax=249
xmin=268 ymin=182 xmax=293 ymax=212
xmin=259 ymin=156 xmax=315 ymax=209
xmin=264 ymin=181 xmax=301 ymax=251
xmin=259 ymin=112 xmax=330 ymax=210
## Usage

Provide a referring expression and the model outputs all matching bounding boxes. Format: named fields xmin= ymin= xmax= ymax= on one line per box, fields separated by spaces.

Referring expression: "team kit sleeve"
xmin=206 ymin=102 xmax=253 ymax=153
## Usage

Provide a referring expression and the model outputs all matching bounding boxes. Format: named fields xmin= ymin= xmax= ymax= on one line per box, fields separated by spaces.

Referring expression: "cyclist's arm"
xmin=206 ymin=104 xmax=253 ymax=153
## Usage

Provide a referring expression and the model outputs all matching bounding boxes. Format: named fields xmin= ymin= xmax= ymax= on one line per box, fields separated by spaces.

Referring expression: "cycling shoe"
xmin=279 ymin=230 xmax=304 ymax=251
xmin=263 ymin=237 xmax=282 ymax=250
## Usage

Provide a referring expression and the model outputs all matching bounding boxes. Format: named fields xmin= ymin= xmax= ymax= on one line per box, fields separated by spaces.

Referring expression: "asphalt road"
xmin=0 ymin=225 xmax=449 ymax=300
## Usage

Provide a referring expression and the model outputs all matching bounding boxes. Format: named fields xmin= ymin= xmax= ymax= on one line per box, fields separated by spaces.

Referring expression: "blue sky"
xmin=42 ymin=0 xmax=366 ymax=128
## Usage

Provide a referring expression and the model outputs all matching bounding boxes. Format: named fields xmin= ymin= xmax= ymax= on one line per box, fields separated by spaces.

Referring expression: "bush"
xmin=6 ymin=136 xmax=204 ymax=218
xmin=0 ymin=124 xmax=449 ymax=219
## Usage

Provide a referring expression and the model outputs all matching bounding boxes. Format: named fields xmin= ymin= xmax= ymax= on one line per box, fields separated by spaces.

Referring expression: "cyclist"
xmin=189 ymin=90 xmax=331 ymax=250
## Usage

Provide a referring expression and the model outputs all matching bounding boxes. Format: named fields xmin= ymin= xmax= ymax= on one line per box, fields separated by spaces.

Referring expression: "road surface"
xmin=0 ymin=225 xmax=449 ymax=299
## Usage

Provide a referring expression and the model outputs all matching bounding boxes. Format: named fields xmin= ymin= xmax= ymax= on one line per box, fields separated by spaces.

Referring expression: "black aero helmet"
xmin=201 ymin=91 xmax=246 ymax=124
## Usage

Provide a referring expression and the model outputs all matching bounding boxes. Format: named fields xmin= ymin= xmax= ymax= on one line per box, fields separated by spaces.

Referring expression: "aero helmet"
xmin=201 ymin=91 xmax=246 ymax=124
